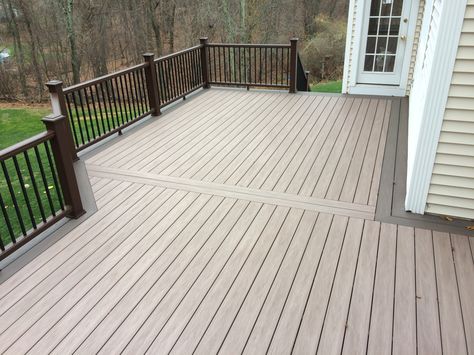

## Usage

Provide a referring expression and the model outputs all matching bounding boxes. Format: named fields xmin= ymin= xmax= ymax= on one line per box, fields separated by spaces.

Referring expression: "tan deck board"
xmin=451 ymin=234 xmax=474 ymax=352
xmin=253 ymin=213 xmax=333 ymax=355
xmin=194 ymin=208 xmax=304 ymax=354
xmin=183 ymin=94 xmax=296 ymax=180
xmin=150 ymin=93 xmax=275 ymax=176
xmin=316 ymin=218 xmax=364 ymax=355
xmin=434 ymin=231 xmax=468 ymax=355
xmin=163 ymin=93 xmax=286 ymax=178
xmin=369 ymin=100 xmax=391 ymax=206
xmin=170 ymin=206 xmax=292 ymax=354
xmin=392 ymin=226 xmax=417 ymax=355
xmin=415 ymin=228 xmax=442 ymax=355
xmin=0 ymin=90 xmax=471 ymax=354
xmin=366 ymin=223 xmax=397 ymax=355
xmin=130 ymin=92 xmax=261 ymax=172
xmin=339 ymin=99 xmax=380 ymax=203
xmin=105 ymin=90 xmax=240 ymax=170
xmin=342 ymin=220 xmax=380 ymax=355
xmin=292 ymin=215 xmax=348 ymax=354
xmin=88 ymin=89 xmax=226 ymax=167
xmin=218 ymin=210 xmax=318 ymax=355
xmin=214 ymin=95 xmax=310 ymax=185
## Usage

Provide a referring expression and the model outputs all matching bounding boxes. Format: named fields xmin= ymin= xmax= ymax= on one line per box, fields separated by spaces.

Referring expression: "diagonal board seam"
xmin=86 ymin=164 xmax=375 ymax=221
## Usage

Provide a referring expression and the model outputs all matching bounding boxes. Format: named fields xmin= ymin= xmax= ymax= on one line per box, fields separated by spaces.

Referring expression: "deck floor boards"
xmin=0 ymin=89 xmax=472 ymax=354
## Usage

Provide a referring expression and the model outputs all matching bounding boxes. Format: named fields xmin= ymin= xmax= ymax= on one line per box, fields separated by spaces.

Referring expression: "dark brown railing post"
xmin=289 ymin=38 xmax=298 ymax=93
xmin=42 ymin=114 xmax=85 ymax=219
xmin=143 ymin=53 xmax=161 ymax=116
xmin=200 ymin=37 xmax=210 ymax=88
xmin=46 ymin=80 xmax=79 ymax=160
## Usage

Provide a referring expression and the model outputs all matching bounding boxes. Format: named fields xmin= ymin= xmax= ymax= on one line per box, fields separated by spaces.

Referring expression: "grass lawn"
xmin=311 ymin=80 xmax=342 ymax=93
xmin=0 ymin=107 xmax=65 ymax=248
xmin=0 ymin=107 xmax=51 ymax=150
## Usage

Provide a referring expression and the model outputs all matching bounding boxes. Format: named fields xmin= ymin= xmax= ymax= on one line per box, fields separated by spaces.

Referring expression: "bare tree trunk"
xmin=168 ymin=1 xmax=176 ymax=52
xmin=3 ymin=0 xmax=27 ymax=97
xmin=303 ymin=0 xmax=321 ymax=35
xmin=147 ymin=0 xmax=162 ymax=55
xmin=61 ymin=0 xmax=80 ymax=83
xmin=16 ymin=0 xmax=43 ymax=101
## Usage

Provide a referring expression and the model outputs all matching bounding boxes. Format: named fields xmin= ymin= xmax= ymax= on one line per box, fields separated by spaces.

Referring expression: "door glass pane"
xmin=379 ymin=18 xmax=390 ymax=35
xmin=370 ymin=0 xmax=381 ymax=15
xmin=392 ymin=0 xmax=403 ymax=16
xmin=374 ymin=55 xmax=385 ymax=71
xmin=363 ymin=0 xmax=402 ymax=73
xmin=387 ymin=37 xmax=398 ymax=54
xmin=367 ymin=37 xmax=377 ymax=53
xmin=368 ymin=19 xmax=379 ymax=35
xmin=376 ymin=37 xmax=387 ymax=53
xmin=385 ymin=56 xmax=396 ymax=71
xmin=390 ymin=18 xmax=400 ymax=35
xmin=381 ymin=2 xmax=392 ymax=16
xmin=364 ymin=55 xmax=375 ymax=71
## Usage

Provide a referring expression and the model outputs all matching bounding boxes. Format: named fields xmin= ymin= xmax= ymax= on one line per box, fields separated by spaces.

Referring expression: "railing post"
xmin=289 ymin=38 xmax=298 ymax=94
xmin=200 ymin=37 xmax=210 ymax=88
xmin=46 ymin=80 xmax=79 ymax=161
xmin=143 ymin=53 xmax=161 ymax=116
xmin=305 ymin=70 xmax=311 ymax=91
xmin=42 ymin=114 xmax=85 ymax=219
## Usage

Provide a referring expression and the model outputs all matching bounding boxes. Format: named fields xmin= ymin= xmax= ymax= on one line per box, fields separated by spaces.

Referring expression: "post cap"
xmin=290 ymin=37 xmax=299 ymax=42
xmin=42 ymin=114 xmax=66 ymax=124
xmin=143 ymin=53 xmax=155 ymax=59
xmin=200 ymin=37 xmax=209 ymax=43
xmin=46 ymin=80 xmax=64 ymax=92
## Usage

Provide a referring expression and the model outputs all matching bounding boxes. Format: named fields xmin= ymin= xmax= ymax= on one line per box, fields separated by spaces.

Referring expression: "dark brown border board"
xmin=375 ymin=97 xmax=473 ymax=236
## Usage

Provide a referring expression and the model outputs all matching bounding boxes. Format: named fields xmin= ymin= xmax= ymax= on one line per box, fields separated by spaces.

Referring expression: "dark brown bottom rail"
xmin=208 ymin=82 xmax=290 ymax=89
xmin=0 ymin=209 xmax=69 ymax=262
xmin=160 ymin=84 xmax=205 ymax=108
xmin=76 ymin=110 xmax=153 ymax=152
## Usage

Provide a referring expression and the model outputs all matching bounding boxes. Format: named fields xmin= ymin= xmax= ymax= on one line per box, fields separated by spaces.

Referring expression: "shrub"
xmin=301 ymin=15 xmax=346 ymax=82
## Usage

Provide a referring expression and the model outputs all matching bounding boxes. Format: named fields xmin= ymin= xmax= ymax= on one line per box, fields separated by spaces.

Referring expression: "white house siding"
xmin=425 ymin=0 xmax=474 ymax=220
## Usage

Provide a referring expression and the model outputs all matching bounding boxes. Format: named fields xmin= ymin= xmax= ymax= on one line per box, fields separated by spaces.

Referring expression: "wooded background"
xmin=0 ymin=0 xmax=348 ymax=101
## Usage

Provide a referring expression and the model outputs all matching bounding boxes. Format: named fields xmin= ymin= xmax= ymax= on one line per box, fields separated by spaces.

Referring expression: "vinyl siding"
xmin=426 ymin=1 xmax=474 ymax=220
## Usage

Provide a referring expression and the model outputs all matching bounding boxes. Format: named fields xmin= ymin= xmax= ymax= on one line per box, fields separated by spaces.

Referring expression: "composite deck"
xmin=0 ymin=89 xmax=473 ymax=354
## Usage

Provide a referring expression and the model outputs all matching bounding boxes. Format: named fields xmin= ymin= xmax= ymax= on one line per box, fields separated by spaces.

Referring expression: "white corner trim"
xmin=342 ymin=0 xmax=357 ymax=94
xmin=399 ymin=0 xmax=421 ymax=92
xmin=405 ymin=0 xmax=467 ymax=214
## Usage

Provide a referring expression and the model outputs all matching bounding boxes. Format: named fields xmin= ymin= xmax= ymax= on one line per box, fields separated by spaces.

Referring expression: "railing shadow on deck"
xmin=0 ymin=37 xmax=310 ymax=261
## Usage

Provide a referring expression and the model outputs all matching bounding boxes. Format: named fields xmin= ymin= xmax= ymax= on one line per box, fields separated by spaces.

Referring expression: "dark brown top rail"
xmin=207 ymin=43 xmax=291 ymax=48
xmin=154 ymin=45 xmax=203 ymax=63
xmin=63 ymin=63 xmax=147 ymax=93
xmin=0 ymin=131 xmax=55 ymax=161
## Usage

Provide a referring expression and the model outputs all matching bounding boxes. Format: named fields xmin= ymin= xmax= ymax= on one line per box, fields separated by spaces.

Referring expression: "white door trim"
xmin=342 ymin=0 xmax=419 ymax=96
xmin=405 ymin=0 xmax=467 ymax=214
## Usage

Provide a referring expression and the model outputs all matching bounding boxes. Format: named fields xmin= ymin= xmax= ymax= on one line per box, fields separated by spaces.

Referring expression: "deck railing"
xmin=155 ymin=45 xmax=204 ymax=107
xmin=204 ymin=42 xmax=293 ymax=90
xmin=47 ymin=37 xmax=308 ymax=152
xmin=0 ymin=115 xmax=84 ymax=261
xmin=0 ymin=38 xmax=309 ymax=261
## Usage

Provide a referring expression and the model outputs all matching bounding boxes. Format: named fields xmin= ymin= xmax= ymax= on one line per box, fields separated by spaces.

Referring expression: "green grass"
xmin=0 ymin=108 xmax=51 ymax=150
xmin=0 ymin=107 xmax=64 ymax=248
xmin=311 ymin=80 xmax=342 ymax=93
xmin=0 ymin=104 xmax=145 ymax=248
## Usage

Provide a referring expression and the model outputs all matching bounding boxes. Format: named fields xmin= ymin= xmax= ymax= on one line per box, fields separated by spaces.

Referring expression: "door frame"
xmin=342 ymin=0 xmax=420 ymax=96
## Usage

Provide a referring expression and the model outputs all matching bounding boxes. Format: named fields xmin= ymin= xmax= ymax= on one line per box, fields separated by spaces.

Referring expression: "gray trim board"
xmin=375 ymin=97 xmax=474 ymax=236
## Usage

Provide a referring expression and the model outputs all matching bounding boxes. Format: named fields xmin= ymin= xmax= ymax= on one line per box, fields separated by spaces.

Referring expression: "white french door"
xmin=358 ymin=0 xmax=412 ymax=85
